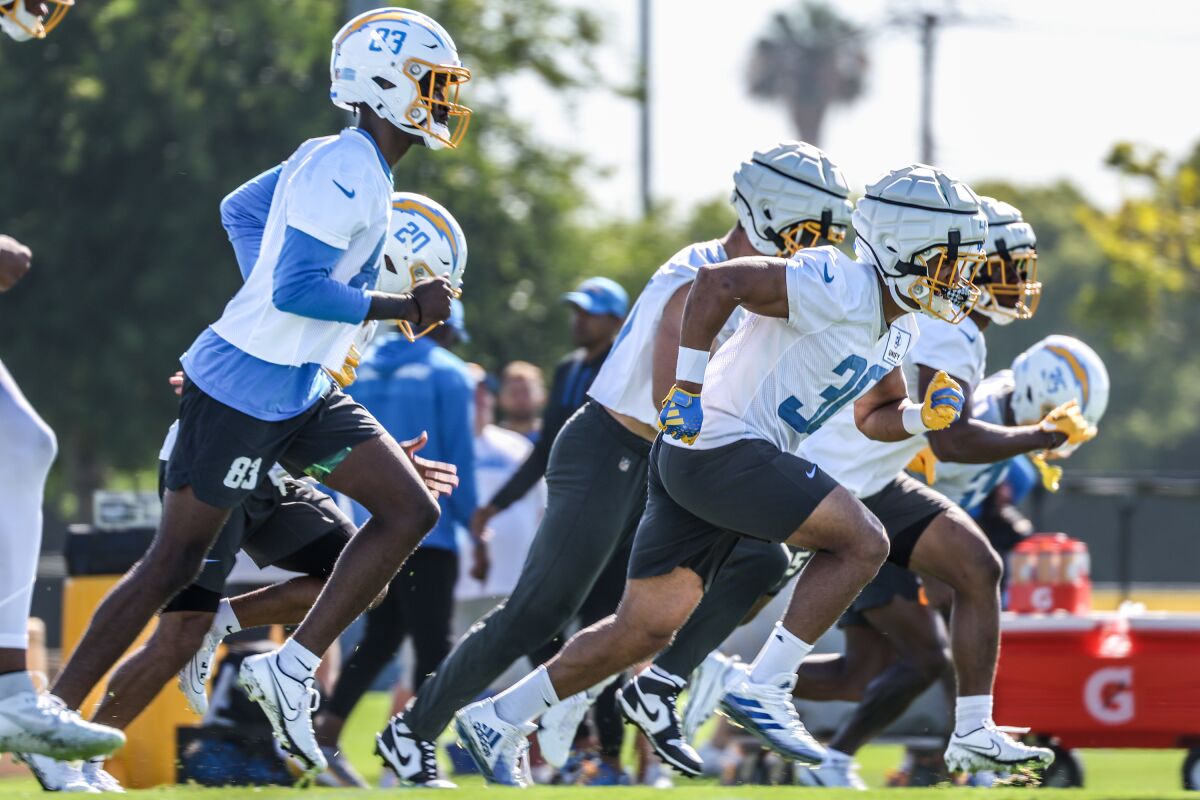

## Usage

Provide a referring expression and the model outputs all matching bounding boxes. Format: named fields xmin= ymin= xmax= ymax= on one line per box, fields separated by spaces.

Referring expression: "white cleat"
xmin=178 ymin=622 xmax=226 ymax=715
xmin=15 ymin=752 xmax=97 ymax=792
xmin=453 ymin=698 xmax=535 ymax=787
xmin=237 ymin=653 xmax=326 ymax=775
xmin=536 ymin=692 xmax=588 ymax=770
xmin=537 ymin=675 xmax=615 ymax=770
xmin=375 ymin=714 xmax=456 ymax=789
xmin=795 ymin=753 xmax=867 ymax=789
xmin=0 ymin=692 xmax=125 ymax=761
xmin=945 ymin=723 xmax=1054 ymax=774
xmin=82 ymin=757 xmax=124 ymax=792
xmin=683 ymin=652 xmax=743 ymax=743
xmin=719 ymin=672 xmax=825 ymax=765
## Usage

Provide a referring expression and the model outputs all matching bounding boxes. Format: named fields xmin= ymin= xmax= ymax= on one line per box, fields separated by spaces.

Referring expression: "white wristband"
xmin=676 ymin=346 xmax=710 ymax=384
xmin=901 ymin=404 xmax=929 ymax=436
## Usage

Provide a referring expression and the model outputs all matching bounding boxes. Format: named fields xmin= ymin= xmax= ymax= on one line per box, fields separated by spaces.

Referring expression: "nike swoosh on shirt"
xmin=332 ymin=179 xmax=356 ymax=199
xmin=960 ymin=330 xmax=977 ymax=343
xmin=806 ymin=465 xmax=818 ymax=479
xmin=822 ymin=264 xmax=835 ymax=283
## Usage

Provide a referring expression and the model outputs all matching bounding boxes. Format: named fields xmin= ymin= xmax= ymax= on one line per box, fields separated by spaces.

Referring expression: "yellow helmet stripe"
xmin=392 ymin=198 xmax=459 ymax=263
xmin=1046 ymin=344 xmax=1090 ymax=408
xmin=336 ymin=10 xmax=422 ymax=47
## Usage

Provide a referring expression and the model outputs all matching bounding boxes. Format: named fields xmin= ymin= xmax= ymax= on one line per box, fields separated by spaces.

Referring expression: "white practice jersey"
xmin=588 ymin=240 xmax=744 ymax=427
xmin=676 ymin=247 xmax=920 ymax=453
xmin=800 ymin=314 xmax=988 ymax=498
xmin=928 ymin=370 xmax=1015 ymax=512
xmin=456 ymin=424 xmax=546 ymax=601
xmin=211 ymin=130 xmax=392 ymax=371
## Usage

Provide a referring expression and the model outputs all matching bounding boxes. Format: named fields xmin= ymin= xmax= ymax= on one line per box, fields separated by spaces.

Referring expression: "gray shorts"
xmin=628 ymin=436 xmax=838 ymax=588
xmin=861 ymin=474 xmax=957 ymax=568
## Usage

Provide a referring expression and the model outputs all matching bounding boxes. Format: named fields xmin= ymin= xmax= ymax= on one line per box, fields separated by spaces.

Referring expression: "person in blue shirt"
xmin=50 ymin=8 xmax=472 ymax=775
xmin=313 ymin=307 xmax=478 ymax=784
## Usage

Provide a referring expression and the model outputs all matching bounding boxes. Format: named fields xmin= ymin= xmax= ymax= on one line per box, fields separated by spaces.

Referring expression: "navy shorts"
xmin=628 ymin=436 xmax=838 ymax=589
xmin=165 ymin=375 xmax=383 ymax=508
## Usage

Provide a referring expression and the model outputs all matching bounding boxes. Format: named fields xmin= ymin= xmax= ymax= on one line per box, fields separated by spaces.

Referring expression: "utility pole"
xmin=888 ymin=3 xmax=986 ymax=166
xmin=918 ymin=12 xmax=936 ymax=164
xmin=637 ymin=0 xmax=653 ymax=218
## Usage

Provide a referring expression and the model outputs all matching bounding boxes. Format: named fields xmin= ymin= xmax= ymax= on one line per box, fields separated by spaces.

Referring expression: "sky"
xmin=506 ymin=0 xmax=1200 ymax=215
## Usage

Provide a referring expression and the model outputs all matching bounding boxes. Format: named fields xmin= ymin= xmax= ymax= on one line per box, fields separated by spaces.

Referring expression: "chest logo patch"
xmin=882 ymin=326 xmax=913 ymax=368
xmin=618 ymin=456 xmax=632 ymax=473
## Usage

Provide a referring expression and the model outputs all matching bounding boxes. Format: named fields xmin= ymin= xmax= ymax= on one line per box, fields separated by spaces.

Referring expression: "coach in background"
xmin=472 ymin=277 xmax=628 ymax=536
xmin=497 ymin=361 xmax=547 ymax=442
xmin=455 ymin=365 xmax=546 ymax=627
xmin=315 ymin=302 xmax=478 ymax=787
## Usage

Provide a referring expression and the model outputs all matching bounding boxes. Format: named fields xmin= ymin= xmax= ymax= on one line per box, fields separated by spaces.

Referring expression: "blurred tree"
xmin=0 ymin=0 xmax=610 ymax=516
xmin=746 ymin=1 xmax=868 ymax=145
xmin=976 ymin=150 xmax=1200 ymax=472
xmin=1072 ymin=142 xmax=1200 ymax=469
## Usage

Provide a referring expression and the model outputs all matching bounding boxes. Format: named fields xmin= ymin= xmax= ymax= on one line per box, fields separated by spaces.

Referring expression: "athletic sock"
xmin=748 ymin=622 xmax=814 ymax=683
xmin=213 ymin=599 xmax=241 ymax=637
xmin=0 ymin=671 xmax=34 ymax=699
xmin=276 ymin=639 xmax=320 ymax=683
xmin=954 ymin=694 xmax=994 ymax=735
xmin=493 ymin=666 xmax=559 ymax=726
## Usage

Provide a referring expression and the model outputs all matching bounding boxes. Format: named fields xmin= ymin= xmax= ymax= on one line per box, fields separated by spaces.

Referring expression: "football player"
xmin=374 ymin=141 xmax=852 ymax=787
xmin=452 ymin=164 xmax=979 ymax=784
xmin=48 ymin=10 xmax=470 ymax=775
xmin=688 ymin=199 xmax=1089 ymax=784
xmin=0 ymin=236 xmax=126 ymax=762
xmin=0 ymin=0 xmax=70 ymax=41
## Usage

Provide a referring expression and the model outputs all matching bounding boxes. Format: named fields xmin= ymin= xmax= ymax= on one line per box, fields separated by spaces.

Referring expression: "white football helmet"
xmin=330 ymin=8 xmax=471 ymax=150
xmin=379 ymin=191 xmax=468 ymax=341
xmin=974 ymin=196 xmax=1040 ymax=326
xmin=852 ymin=164 xmax=988 ymax=324
xmin=1 ymin=0 xmax=71 ymax=41
xmin=1010 ymin=335 xmax=1109 ymax=429
xmin=731 ymin=141 xmax=853 ymax=257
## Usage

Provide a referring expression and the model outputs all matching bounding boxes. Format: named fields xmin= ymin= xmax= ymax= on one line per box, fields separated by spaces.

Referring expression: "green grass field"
xmin=0 ymin=693 xmax=1193 ymax=798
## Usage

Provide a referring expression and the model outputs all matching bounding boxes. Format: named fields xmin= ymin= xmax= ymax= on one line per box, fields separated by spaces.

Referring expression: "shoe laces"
xmin=36 ymin=693 xmax=82 ymax=724
xmin=304 ymin=682 xmax=321 ymax=715
xmin=417 ymin=736 xmax=439 ymax=777
xmin=757 ymin=680 xmax=802 ymax=727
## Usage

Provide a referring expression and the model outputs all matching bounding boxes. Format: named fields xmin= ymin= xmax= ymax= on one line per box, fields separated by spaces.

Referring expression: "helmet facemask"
xmin=891 ymin=231 xmax=984 ymax=324
xmin=1 ymin=0 xmax=71 ymax=41
xmin=767 ymin=209 xmax=848 ymax=257
xmin=973 ymin=242 xmax=1040 ymax=325
xmin=401 ymin=62 xmax=471 ymax=150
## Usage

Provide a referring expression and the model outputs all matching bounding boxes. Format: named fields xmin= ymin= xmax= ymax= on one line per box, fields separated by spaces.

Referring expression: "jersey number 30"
xmin=778 ymin=355 xmax=888 ymax=436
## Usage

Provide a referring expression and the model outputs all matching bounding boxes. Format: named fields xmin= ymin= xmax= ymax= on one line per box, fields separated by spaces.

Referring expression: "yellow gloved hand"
xmin=1029 ymin=452 xmax=1064 ymax=492
xmin=328 ymin=344 xmax=362 ymax=388
xmin=907 ymin=446 xmax=938 ymax=485
xmin=1039 ymin=400 xmax=1097 ymax=447
xmin=921 ymin=370 xmax=964 ymax=431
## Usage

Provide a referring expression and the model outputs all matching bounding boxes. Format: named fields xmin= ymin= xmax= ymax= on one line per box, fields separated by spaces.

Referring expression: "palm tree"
xmin=746 ymin=2 xmax=868 ymax=146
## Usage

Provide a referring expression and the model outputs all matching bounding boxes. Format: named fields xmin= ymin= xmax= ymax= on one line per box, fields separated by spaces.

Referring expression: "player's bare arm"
xmin=0 ymin=234 xmax=32 ymax=292
xmin=918 ymin=364 xmax=1064 ymax=464
xmin=854 ymin=365 xmax=966 ymax=443
xmin=675 ymin=257 xmax=790 ymax=393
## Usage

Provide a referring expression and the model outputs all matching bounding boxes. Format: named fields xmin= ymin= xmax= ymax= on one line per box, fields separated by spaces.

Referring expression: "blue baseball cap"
xmin=562 ymin=276 xmax=628 ymax=317
xmin=444 ymin=298 xmax=470 ymax=342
